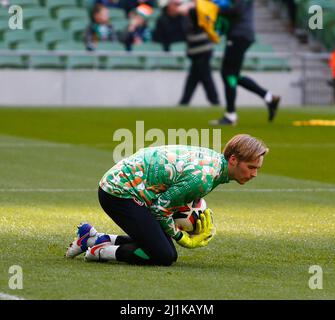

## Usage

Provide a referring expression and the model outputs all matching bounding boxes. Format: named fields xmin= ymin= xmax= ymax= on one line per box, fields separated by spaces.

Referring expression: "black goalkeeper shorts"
xmin=98 ymin=187 xmax=178 ymax=266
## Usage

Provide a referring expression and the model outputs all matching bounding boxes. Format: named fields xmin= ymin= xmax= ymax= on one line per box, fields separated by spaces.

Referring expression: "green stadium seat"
xmin=3 ymin=29 xmax=36 ymax=49
xmin=147 ymin=55 xmax=185 ymax=70
xmin=133 ymin=42 xmax=163 ymax=52
xmin=12 ymin=0 xmax=41 ymax=7
xmin=45 ymin=0 xmax=78 ymax=18
xmin=0 ymin=20 xmax=9 ymax=32
xmin=56 ymin=8 xmax=90 ymax=28
xmin=16 ymin=41 xmax=48 ymax=50
xmin=0 ymin=42 xmax=9 ymax=50
xmin=30 ymin=18 xmax=62 ymax=40
xmin=30 ymin=18 xmax=61 ymax=32
xmin=104 ymin=54 xmax=144 ymax=69
xmin=132 ymin=42 xmax=166 ymax=69
xmin=0 ymin=55 xmax=25 ymax=68
xmin=28 ymin=55 xmax=64 ymax=68
xmin=66 ymin=55 xmax=98 ymax=69
xmin=249 ymin=43 xmax=274 ymax=53
xmin=109 ymin=8 xmax=127 ymax=20
xmin=41 ymin=30 xmax=74 ymax=49
xmin=77 ymin=0 xmax=96 ymax=9
xmin=55 ymin=41 xmax=99 ymax=69
xmin=54 ymin=41 xmax=86 ymax=51
xmin=0 ymin=8 xmax=9 ymax=19
xmin=53 ymin=40 xmax=97 ymax=69
xmin=170 ymin=42 xmax=187 ymax=52
xmin=21 ymin=7 xmax=50 ymax=25
xmin=97 ymin=42 xmax=126 ymax=51
xmin=112 ymin=19 xmax=128 ymax=31
xmin=67 ymin=19 xmax=88 ymax=41
xmin=262 ymin=58 xmax=291 ymax=71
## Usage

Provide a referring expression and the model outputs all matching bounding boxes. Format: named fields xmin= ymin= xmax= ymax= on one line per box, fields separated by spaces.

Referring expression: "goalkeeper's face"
xmin=229 ymin=155 xmax=264 ymax=185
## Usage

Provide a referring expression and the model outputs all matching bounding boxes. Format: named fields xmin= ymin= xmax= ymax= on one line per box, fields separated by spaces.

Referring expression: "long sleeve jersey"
xmin=99 ymin=145 xmax=230 ymax=238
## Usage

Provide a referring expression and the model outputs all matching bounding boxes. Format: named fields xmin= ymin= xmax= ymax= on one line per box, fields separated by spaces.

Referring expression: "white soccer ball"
xmin=173 ymin=198 xmax=207 ymax=233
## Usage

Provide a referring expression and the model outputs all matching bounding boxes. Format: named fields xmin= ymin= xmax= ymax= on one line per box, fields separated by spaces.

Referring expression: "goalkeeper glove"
xmin=175 ymin=209 xmax=216 ymax=249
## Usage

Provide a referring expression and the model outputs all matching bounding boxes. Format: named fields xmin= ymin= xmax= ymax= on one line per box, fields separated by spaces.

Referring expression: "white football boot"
xmin=65 ymin=222 xmax=100 ymax=258
xmin=85 ymin=234 xmax=119 ymax=262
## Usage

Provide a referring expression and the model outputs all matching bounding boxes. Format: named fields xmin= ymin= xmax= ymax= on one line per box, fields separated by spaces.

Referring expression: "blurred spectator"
xmin=179 ymin=3 xmax=219 ymax=106
xmin=85 ymin=4 xmax=117 ymax=51
xmin=1 ymin=0 xmax=9 ymax=6
xmin=328 ymin=49 xmax=335 ymax=102
xmin=118 ymin=4 xmax=153 ymax=51
xmin=152 ymin=0 xmax=187 ymax=51
xmin=210 ymin=0 xmax=281 ymax=125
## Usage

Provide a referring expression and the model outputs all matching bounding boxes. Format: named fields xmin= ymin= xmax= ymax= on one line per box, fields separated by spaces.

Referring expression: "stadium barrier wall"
xmin=0 ymin=69 xmax=302 ymax=107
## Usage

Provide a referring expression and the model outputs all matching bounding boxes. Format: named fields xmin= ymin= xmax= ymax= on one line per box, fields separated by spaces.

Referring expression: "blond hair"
xmin=223 ymin=134 xmax=269 ymax=162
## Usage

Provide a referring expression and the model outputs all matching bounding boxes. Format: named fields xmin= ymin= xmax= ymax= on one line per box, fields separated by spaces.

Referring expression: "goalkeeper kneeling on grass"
xmin=66 ymin=134 xmax=268 ymax=266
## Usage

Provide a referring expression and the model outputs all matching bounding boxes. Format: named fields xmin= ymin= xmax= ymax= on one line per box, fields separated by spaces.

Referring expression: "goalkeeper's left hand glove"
xmin=174 ymin=209 xmax=216 ymax=249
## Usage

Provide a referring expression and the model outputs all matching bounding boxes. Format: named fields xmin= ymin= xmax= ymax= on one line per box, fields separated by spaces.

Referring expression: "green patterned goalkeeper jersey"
xmin=99 ymin=145 xmax=230 ymax=238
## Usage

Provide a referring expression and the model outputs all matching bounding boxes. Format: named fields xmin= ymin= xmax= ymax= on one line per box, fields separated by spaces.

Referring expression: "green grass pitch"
xmin=0 ymin=106 xmax=334 ymax=300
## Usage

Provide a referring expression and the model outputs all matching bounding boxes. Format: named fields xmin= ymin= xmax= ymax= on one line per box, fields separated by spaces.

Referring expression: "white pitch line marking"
xmin=0 ymin=292 xmax=25 ymax=300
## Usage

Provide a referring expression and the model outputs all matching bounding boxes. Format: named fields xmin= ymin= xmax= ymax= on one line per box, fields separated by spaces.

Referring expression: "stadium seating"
xmin=104 ymin=54 xmax=144 ymax=69
xmin=40 ymin=30 xmax=74 ymax=49
xmin=28 ymin=55 xmax=64 ymax=68
xmin=3 ymin=29 xmax=36 ymax=49
xmin=16 ymin=41 xmax=48 ymax=50
xmin=109 ymin=8 xmax=126 ymax=20
xmin=271 ymin=0 xmax=335 ymax=50
xmin=67 ymin=19 xmax=88 ymax=41
xmin=56 ymin=7 xmax=90 ymax=28
xmin=0 ymin=19 xmax=8 ymax=40
xmin=45 ymin=0 xmax=78 ymax=18
xmin=77 ymin=0 xmax=96 ymax=9
xmin=0 ymin=1 xmax=292 ymax=70
xmin=96 ymin=42 xmax=126 ymax=51
xmin=0 ymin=55 xmax=25 ymax=68
xmin=21 ymin=7 xmax=51 ymax=25
xmin=11 ymin=0 xmax=40 ymax=7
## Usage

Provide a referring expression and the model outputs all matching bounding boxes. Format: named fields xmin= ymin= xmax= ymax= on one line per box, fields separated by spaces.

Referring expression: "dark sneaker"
xmin=209 ymin=117 xmax=237 ymax=126
xmin=267 ymin=95 xmax=281 ymax=122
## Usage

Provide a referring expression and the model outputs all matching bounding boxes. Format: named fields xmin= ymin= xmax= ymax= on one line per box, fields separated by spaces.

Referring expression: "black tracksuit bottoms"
xmin=180 ymin=51 xmax=219 ymax=105
xmin=98 ymin=187 xmax=178 ymax=266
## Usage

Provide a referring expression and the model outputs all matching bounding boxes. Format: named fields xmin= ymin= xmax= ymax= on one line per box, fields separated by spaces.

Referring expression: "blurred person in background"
xmin=85 ymin=3 xmax=118 ymax=51
xmin=152 ymin=0 xmax=188 ymax=51
xmin=210 ymin=0 xmax=281 ymax=126
xmin=328 ymin=49 xmax=335 ymax=103
xmin=178 ymin=0 xmax=220 ymax=106
xmin=118 ymin=3 xmax=153 ymax=51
